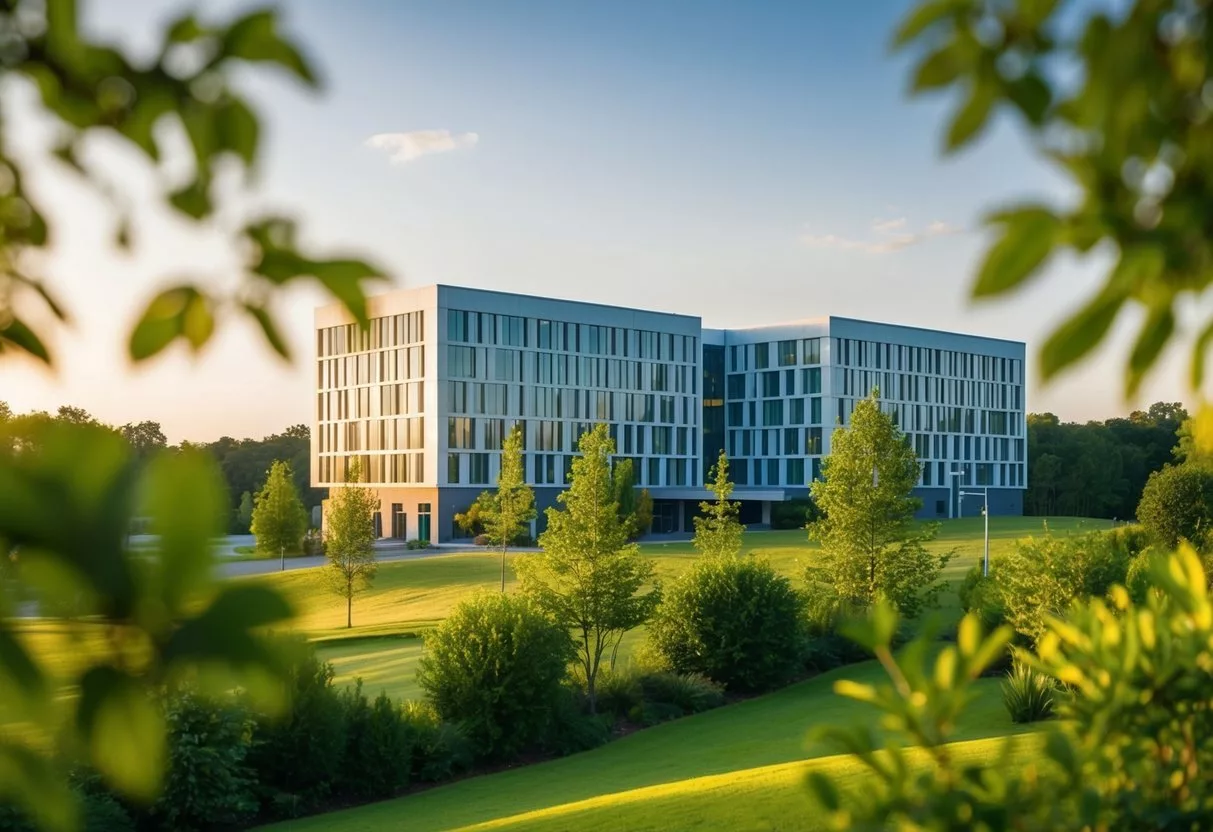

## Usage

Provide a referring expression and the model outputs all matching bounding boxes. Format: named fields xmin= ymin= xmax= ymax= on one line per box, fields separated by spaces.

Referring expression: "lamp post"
xmin=960 ymin=485 xmax=990 ymax=577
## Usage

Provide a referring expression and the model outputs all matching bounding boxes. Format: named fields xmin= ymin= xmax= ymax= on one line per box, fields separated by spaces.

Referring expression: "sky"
xmin=0 ymin=0 xmax=1203 ymax=443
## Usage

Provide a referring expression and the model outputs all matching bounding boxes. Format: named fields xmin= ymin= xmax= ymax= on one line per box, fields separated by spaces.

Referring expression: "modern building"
xmin=312 ymin=284 xmax=1027 ymax=542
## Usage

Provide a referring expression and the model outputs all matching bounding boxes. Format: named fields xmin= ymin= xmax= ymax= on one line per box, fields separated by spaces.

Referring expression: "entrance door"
xmin=418 ymin=502 xmax=432 ymax=543
xmin=391 ymin=504 xmax=406 ymax=539
xmin=372 ymin=511 xmax=383 ymax=539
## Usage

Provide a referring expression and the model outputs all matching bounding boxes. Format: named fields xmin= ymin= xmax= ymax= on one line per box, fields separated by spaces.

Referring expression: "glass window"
xmin=447 ymin=453 xmax=461 ymax=483
xmin=787 ymin=458 xmax=805 ymax=486
xmin=784 ymin=427 xmax=800 ymax=455
xmin=803 ymin=367 xmax=822 ymax=394
xmin=755 ymin=342 xmax=770 ymax=369
xmin=762 ymin=371 xmax=780 ymax=397
xmin=727 ymin=374 xmax=746 ymax=399
xmin=802 ymin=338 xmax=821 ymax=364
xmin=778 ymin=339 xmax=798 ymax=366
xmin=762 ymin=400 xmax=783 ymax=426
xmin=790 ymin=398 xmax=805 ymax=424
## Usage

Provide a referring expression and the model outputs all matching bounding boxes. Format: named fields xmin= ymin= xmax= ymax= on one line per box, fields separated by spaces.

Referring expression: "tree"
xmin=692 ymin=450 xmax=743 ymax=559
xmin=1136 ymin=464 xmax=1213 ymax=551
xmin=251 ymin=461 xmax=308 ymax=559
xmin=808 ymin=391 xmax=950 ymax=617
xmin=476 ymin=425 xmax=536 ymax=592
xmin=0 ymin=4 xmax=384 ymax=824
xmin=613 ymin=458 xmax=639 ymax=538
xmin=516 ymin=424 xmax=661 ymax=713
xmin=235 ymin=491 xmax=254 ymax=535
xmin=633 ymin=489 xmax=654 ymax=538
xmin=54 ymin=406 xmax=99 ymax=426
xmin=323 ymin=460 xmax=379 ymax=628
xmin=120 ymin=421 xmax=168 ymax=457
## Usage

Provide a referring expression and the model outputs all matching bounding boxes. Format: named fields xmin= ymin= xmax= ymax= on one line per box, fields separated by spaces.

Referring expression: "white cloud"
xmin=365 ymin=130 xmax=479 ymax=164
xmin=801 ymin=216 xmax=962 ymax=254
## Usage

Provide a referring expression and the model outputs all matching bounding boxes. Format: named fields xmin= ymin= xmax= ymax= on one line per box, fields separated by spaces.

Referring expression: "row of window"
xmin=834 ymin=399 xmax=1024 ymax=437
xmin=732 ymin=457 xmax=820 ymax=487
xmin=318 ymin=346 xmax=425 ymax=390
xmin=447 ymin=345 xmax=698 ymax=394
xmin=728 ymin=428 xmax=825 ymax=458
xmin=316 ymin=452 xmax=425 ymax=484
xmin=925 ymin=461 xmax=1026 ymax=488
xmin=832 ymin=338 xmax=1022 ymax=383
xmin=726 ymin=367 xmax=822 ymax=400
xmin=728 ymin=338 xmax=823 ymax=371
xmin=317 ymin=382 xmax=424 ymax=422
xmin=835 ymin=369 xmax=1022 ymax=411
xmin=318 ymin=312 xmax=425 ymax=358
xmin=446 ymin=416 xmax=700 ymax=457
xmin=446 ymin=308 xmax=698 ymax=362
xmin=444 ymin=381 xmax=698 ymax=425
xmin=316 ymin=417 xmax=425 ymax=453
xmin=727 ymin=397 xmax=825 ymax=428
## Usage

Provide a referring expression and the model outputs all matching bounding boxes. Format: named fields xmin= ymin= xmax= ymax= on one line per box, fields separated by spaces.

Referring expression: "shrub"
xmin=0 ymin=776 xmax=134 ymax=832
xmin=958 ymin=565 xmax=1006 ymax=630
xmin=148 ymin=692 xmax=257 ymax=832
xmin=992 ymin=530 xmax=1134 ymax=643
xmin=1137 ymin=463 xmax=1213 ymax=550
xmin=418 ymin=591 xmax=574 ymax=759
xmin=649 ymin=555 xmax=805 ymax=691
xmin=246 ymin=649 xmax=347 ymax=815
xmin=405 ymin=538 xmax=432 ymax=550
xmin=800 ymin=592 xmax=874 ymax=672
xmin=637 ymin=671 xmax=725 ymax=716
xmin=594 ymin=665 xmax=645 ymax=720
xmin=302 ymin=528 xmax=325 ymax=556
xmin=1001 ymin=661 xmax=1057 ymax=724
xmin=339 ymin=682 xmax=412 ymax=799
xmin=400 ymin=701 xmax=473 ymax=783
xmin=542 ymin=684 xmax=612 ymax=756
xmin=770 ymin=498 xmax=819 ymax=530
xmin=473 ymin=533 xmax=490 ymax=546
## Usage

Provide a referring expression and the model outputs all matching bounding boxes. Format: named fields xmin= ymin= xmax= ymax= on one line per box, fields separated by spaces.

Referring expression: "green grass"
xmin=260 ymin=659 xmax=1042 ymax=832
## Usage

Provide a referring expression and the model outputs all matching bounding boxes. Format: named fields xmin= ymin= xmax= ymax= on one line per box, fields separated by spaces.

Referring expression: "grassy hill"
xmin=259 ymin=659 xmax=1042 ymax=832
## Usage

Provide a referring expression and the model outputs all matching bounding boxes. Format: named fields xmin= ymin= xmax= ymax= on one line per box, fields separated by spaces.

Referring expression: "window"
xmin=790 ymin=398 xmax=805 ymax=424
xmin=755 ymin=342 xmax=770 ymax=369
xmin=802 ymin=338 xmax=821 ymax=364
xmin=448 ymin=345 xmax=476 ymax=378
xmin=762 ymin=400 xmax=783 ymax=426
xmin=727 ymin=374 xmax=746 ymax=399
xmin=787 ymin=458 xmax=804 ymax=486
xmin=784 ymin=427 xmax=800 ymax=455
xmin=494 ymin=349 xmax=520 ymax=381
xmin=484 ymin=419 xmax=505 ymax=450
xmin=803 ymin=367 xmax=821 ymax=394
xmin=762 ymin=371 xmax=780 ymax=397
xmin=727 ymin=402 xmax=744 ymax=426
xmin=448 ymin=417 xmax=475 ymax=449
xmin=469 ymin=453 xmax=489 ymax=484
xmin=807 ymin=427 xmax=823 ymax=455
xmin=810 ymin=396 xmax=822 ymax=425
xmin=447 ymin=453 xmax=461 ymax=483
xmin=778 ymin=339 xmax=798 ymax=366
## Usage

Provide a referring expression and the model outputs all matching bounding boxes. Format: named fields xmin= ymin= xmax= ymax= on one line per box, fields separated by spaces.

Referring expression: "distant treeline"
xmin=0 ymin=402 xmax=324 ymax=533
xmin=1025 ymin=401 xmax=1187 ymax=519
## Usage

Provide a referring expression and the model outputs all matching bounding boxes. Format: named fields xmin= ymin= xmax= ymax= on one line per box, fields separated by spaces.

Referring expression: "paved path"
xmin=219 ymin=544 xmax=462 ymax=578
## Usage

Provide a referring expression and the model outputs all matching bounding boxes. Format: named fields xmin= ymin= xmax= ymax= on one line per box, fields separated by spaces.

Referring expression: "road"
xmin=218 ymin=544 xmax=460 ymax=578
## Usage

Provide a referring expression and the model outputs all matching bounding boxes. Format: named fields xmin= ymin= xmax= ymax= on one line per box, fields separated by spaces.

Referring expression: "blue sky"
xmin=1 ymin=0 xmax=1196 ymax=441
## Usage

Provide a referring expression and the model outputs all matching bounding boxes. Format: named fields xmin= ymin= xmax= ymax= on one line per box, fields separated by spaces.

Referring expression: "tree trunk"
xmin=500 ymin=544 xmax=507 ymax=593
xmin=587 ymin=670 xmax=597 ymax=715
xmin=347 ymin=594 xmax=352 ymax=629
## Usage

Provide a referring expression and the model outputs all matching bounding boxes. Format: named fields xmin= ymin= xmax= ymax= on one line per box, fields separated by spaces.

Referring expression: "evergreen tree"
xmin=250 ymin=460 xmax=308 ymax=559
xmin=477 ymin=425 xmax=536 ymax=592
xmin=808 ymin=391 xmax=951 ymax=617
xmin=324 ymin=460 xmax=380 ymax=628
xmin=516 ymin=424 xmax=661 ymax=712
xmin=693 ymin=450 xmax=743 ymax=559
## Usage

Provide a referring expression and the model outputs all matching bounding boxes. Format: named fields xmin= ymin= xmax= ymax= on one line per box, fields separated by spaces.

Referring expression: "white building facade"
xmin=313 ymin=285 xmax=1026 ymax=541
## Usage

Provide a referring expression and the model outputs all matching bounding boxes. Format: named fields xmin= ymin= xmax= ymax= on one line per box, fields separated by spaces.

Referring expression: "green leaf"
xmin=13 ymin=275 xmax=69 ymax=322
xmin=166 ymin=13 xmax=206 ymax=43
xmin=168 ymin=178 xmax=212 ymax=219
xmin=0 ymin=315 xmax=51 ymax=364
xmin=972 ymin=206 xmax=1060 ymax=297
xmin=243 ymin=303 xmax=291 ymax=360
xmin=77 ymin=667 xmax=166 ymax=801
xmin=142 ymin=451 xmax=225 ymax=615
xmin=216 ymin=97 xmax=260 ymax=167
xmin=0 ymin=744 xmax=78 ymax=832
xmin=1006 ymin=73 xmax=1052 ymax=124
xmin=946 ymin=79 xmax=996 ymax=150
xmin=1190 ymin=317 xmax=1213 ymax=388
xmin=180 ymin=291 xmax=214 ymax=350
xmin=165 ymin=583 xmax=294 ymax=666
xmin=310 ymin=259 xmax=386 ymax=327
xmin=1126 ymin=304 xmax=1174 ymax=397
xmin=892 ymin=0 xmax=966 ymax=48
xmin=129 ymin=287 xmax=190 ymax=360
xmin=0 ymin=625 xmax=48 ymax=719
xmin=1039 ymin=287 xmax=1125 ymax=380
xmin=913 ymin=42 xmax=967 ymax=91
xmin=223 ymin=10 xmax=318 ymax=86
xmin=806 ymin=771 xmax=842 ymax=811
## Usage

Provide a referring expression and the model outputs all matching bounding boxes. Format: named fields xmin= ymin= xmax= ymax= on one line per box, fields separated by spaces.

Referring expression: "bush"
xmin=148 ymin=692 xmax=257 ymax=832
xmin=594 ymin=665 xmax=645 ymax=720
xmin=635 ymin=671 xmax=725 ymax=723
xmin=302 ymin=528 xmax=325 ymax=556
xmin=799 ymin=592 xmax=874 ymax=672
xmin=400 ymin=701 xmax=473 ymax=783
xmin=473 ymin=533 xmax=490 ymax=546
xmin=991 ymin=530 xmax=1135 ymax=643
xmin=649 ymin=555 xmax=805 ymax=692
xmin=246 ymin=649 xmax=347 ymax=815
xmin=542 ymin=684 xmax=612 ymax=756
xmin=1137 ymin=463 xmax=1213 ymax=550
xmin=1001 ymin=661 xmax=1057 ymax=724
xmin=339 ymin=682 xmax=412 ymax=799
xmin=418 ymin=592 xmax=574 ymax=760
xmin=405 ymin=538 xmax=432 ymax=550
xmin=770 ymin=498 xmax=819 ymax=530
xmin=958 ymin=565 xmax=1006 ymax=630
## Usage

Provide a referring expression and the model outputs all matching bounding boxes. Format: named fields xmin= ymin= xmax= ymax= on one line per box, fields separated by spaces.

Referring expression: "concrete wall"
xmin=913 ymin=486 xmax=1023 ymax=519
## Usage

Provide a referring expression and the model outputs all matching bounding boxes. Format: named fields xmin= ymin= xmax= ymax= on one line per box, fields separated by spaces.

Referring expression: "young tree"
xmin=613 ymin=458 xmax=639 ymax=536
xmin=693 ymin=450 xmax=743 ymax=559
xmin=235 ymin=491 xmax=254 ymax=534
xmin=808 ymin=391 xmax=950 ymax=617
xmin=634 ymin=488 xmax=654 ymax=538
xmin=324 ymin=460 xmax=380 ymax=628
xmin=477 ymin=424 xmax=536 ymax=592
xmin=250 ymin=460 xmax=308 ymax=561
xmin=516 ymin=424 xmax=661 ymax=713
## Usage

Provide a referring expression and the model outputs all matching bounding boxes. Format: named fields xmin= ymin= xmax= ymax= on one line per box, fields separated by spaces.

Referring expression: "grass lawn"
xmin=260 ymin=659 xmax=1043 ymax=832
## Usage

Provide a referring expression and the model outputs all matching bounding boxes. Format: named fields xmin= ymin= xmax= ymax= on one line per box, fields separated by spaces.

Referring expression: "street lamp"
xmin=949 ymin=467 xmax=991 ymax=577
